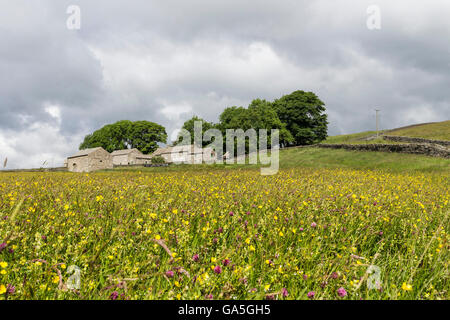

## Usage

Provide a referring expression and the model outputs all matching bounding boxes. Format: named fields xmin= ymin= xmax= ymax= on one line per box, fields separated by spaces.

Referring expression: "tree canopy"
xmin=174 ymin=90 xmax=327 ymax=150
xmin=79 ymin=120 xmax=167 ymax=154
xmin=218 ymin=99 xmax=294 ymax=146
xmin=272 ymin=91 xmax=328 ymax=145
xmin=174 ymin=116 xmax=215 ymax=147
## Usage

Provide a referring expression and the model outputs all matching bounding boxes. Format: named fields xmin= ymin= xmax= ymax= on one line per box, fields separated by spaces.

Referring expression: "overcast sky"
xmin=1 ymin=0 xmax=449 ymax=168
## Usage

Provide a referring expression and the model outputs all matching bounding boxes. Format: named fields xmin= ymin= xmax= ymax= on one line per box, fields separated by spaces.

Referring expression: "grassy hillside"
xmin=322 ymin=120 xmax=450 ymax=144
xmin=279 ymin=147 xmax=449 ymax=172
xmin=322 ymin=130 xmax=381 ymax=144
xmin=387 ymin=120 xmax=450 ymax=140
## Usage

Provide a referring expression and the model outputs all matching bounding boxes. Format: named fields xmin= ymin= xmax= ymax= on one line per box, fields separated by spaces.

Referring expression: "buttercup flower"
xmin=402 ymin=283 xmax=413 ymax=291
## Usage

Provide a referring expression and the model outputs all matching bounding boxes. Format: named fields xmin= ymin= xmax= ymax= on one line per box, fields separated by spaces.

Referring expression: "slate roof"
xmin=67 ymin=147 xmax=104 ymax=159
xmin=111 ymin=148 xmax=142 ymax=156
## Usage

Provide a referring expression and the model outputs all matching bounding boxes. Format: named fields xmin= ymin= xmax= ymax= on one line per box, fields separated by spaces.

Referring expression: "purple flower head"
xmin=213 ymin=238 xmax=218 ymax=244
xmin=222 ymin=259 xmax=230 ymax=266
xmin=7 ymin=284 xmax=15 ymax=295
xmin=217 ymin=227 xmax=223 ymax=233
xmin=282 ymin=288 xmax=289 ymax=298
xmin=213 ymin=265 xmax=222 ymax=274
xmin=311 ymin=222 xmax=317 ymax=228
xmin=110 ymin=291 xmax=119 ymax=300
xmin=378 ymin=231 xmax=383 ymax=236
xmin=192 ymin=254 xmax=199 ymax=262
xmin=299 ymin=227 xmax=304 ymax=232
xmin=331 ymin=272 xmax=339 ymax=279
xmin=229 ymin=211 xmax=234 ymax=217
xmin=337 ymin=287 xmax=347 ymax=297
xmin=307 ymin=291 xmax=315 ymax=299
xmin=165 ymin=270 xmax=174 ymax=278
xmin=206 ymin=294 xmax=213 ymax=300
xmin=0 ymin=243 xmax=7 ymax=251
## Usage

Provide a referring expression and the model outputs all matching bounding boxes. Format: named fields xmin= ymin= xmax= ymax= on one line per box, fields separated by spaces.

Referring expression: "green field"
xmin=322 ymin=120 xmax=450 ymax=144
xmin=117 ymin=147 xmax=449 ymax=174
xmin=1 ymin=128 xmax=449 ymax=301
xmin=388 ymin=121 xmax=450 ymax=141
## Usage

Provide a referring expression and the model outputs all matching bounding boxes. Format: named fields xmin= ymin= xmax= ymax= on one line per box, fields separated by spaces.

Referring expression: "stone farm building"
xmin=67 ymin=147 xmax=113 ymax=172
xmin=111 ymin=148 xmax=152 ymax=166
xmin=152 ymin=144 xmax=215 ymax=164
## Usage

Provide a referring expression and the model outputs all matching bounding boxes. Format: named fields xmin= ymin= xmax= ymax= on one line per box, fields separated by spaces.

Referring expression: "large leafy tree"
xmin=79 ymin=120 xmax=167 ymax=154
xmin=272 ymin=91 xmax=328 ymax=145
xmin=218 ymin=99 xmax=293 ymax=149
xmin=175 ymin=116 xmax=215 ymax=147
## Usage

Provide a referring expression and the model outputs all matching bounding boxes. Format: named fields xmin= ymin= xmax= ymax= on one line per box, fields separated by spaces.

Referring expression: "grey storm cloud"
xmin=0 ymin=0 xmax=449 ymax=168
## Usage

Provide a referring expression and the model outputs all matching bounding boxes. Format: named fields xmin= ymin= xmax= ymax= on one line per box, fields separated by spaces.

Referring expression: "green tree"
xmin=128 ymin=121 xmax=167 ymax=154
xmin=79 ymin=120 xmax=167 ymax=154
xmin=218 ymin=99 xmax=293 ymax=150
xmin=175 ymin=116 xmax=215 ymax=147
xmin=247 ymin=99 xmax=293 ymax=146
xmin=272 ymin=91 xmax=328 ymax=145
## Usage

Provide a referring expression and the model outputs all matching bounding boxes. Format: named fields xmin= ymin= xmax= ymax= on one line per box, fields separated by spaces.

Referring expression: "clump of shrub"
xmin=151 ymin=156 xmax=166 ymax=164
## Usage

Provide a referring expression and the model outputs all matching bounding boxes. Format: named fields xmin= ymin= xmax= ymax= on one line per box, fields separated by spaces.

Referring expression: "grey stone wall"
xmin=382 ymin=135 xmax=450 ymax=147
xmin=317 ymin=143 xmax=450 ymax=158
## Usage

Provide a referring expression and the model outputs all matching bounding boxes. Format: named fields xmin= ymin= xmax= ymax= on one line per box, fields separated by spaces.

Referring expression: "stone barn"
xmin=67 ymin=147 xmax=113 ymax=172
xmin=151 ymin=145 xmax=215 ymax=164
xmin=111 ymin=148 xmax=152 ymax=166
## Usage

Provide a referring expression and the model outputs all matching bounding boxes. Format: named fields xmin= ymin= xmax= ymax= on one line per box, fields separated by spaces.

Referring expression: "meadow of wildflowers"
xmin=0 ymin=168 xmax=448 ymax=300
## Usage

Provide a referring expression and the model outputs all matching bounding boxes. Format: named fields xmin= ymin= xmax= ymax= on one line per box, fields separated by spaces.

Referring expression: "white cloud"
xmin=0 ymin=121 xmax=83 ymax=169
xmin=1 ymin=0 xmax=450 ymax=168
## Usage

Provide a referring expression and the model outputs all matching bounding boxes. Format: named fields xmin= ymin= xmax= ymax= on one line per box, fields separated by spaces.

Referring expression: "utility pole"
xmin=375 ymin=109 xmax=380 ymax=137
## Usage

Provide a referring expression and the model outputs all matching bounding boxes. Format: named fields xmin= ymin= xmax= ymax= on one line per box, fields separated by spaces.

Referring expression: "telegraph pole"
xmin=375 ymin=109 xmax=380 ymax=137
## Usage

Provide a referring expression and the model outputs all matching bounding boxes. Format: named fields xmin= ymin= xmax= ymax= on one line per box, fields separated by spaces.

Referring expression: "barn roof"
xmin=151 ymin=146 xmax=173 ymax=156
xmin=152 ymin=145 xmax=213 ymax=156
xmin=111 ymin=148 xmax=142 ymax=156
xmin=67 ymin=147 xmax=105 ymax=159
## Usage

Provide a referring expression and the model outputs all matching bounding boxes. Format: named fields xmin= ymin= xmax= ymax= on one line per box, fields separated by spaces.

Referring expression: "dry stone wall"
xmin=317 ymin=143 xmax=450 ymax=159
xmin=382 ymin=135 xmax=450 ymax=147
